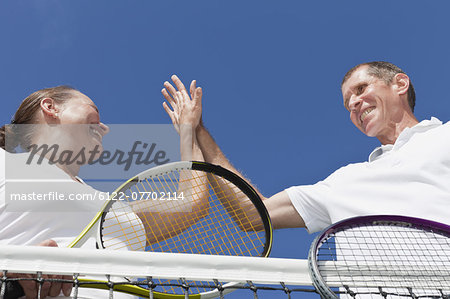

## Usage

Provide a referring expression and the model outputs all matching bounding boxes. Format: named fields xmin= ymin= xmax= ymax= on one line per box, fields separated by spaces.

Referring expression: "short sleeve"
xmin=285 ymin=182 xmax=332 ymax=233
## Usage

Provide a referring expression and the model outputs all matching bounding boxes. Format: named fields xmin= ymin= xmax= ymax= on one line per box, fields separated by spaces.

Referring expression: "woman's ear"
xmin=40 ymin=98 xmax=59 ymax=119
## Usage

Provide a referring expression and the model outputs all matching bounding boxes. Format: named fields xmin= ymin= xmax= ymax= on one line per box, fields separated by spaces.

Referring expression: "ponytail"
xmin=0 ymin=125 xmax=6 ymax=150
xmin=0 ymin=124 xmax=26 ymax=153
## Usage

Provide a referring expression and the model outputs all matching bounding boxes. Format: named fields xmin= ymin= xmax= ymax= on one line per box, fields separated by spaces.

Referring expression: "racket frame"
xmin=68 ymin=161 xmax=273 ymax=298
xmin=308 ymin=215 xmax=450 ymax=299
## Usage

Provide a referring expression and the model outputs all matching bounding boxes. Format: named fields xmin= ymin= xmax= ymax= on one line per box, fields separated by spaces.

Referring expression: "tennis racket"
xmin=69 ymin=160 xmax=273 ymax=298
xmin=308 ymin=215 xmax=450 ymax=299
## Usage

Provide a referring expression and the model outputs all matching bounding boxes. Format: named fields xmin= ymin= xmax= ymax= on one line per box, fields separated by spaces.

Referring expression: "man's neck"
xmin=377 ymin=114 xmax=419 ymax=145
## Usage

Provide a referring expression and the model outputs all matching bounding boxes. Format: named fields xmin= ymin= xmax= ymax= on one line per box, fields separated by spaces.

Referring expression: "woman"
xmin=0 ymin=84 xmax=207 ymax=298
xmin=0 ymin=86 xmax=107 ymax=298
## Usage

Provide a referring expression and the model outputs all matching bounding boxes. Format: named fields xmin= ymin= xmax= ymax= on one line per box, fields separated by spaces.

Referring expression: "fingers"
xmin=175 ymin=91 xmax=184 ymax=103
xmin=176 ymin=91 xmax=192 ymax=112
xmin=40 ymin=278 xmax=51 ymax=298
xmin=163 ymin=76 xmax=202 ymax=131
xmin=32 ymin=239 xmax=72 ymax=297
xmin=174 ymin=91 xmax=183 ymax=112
xmin=21 ymin=275 xmax=71 ymax=298
xmin=47 ymin=274 xmax=63 ymax=297
xmin=162 ymin=87 xmax=175 ymax=107
xmin=163 ymin=102 xmax=176 ymax=124
xmin=164 ymin=76 xmax=199 ymax=103
xmin=19 ymin=277 xmax=38 ymax=299
xmin=28 ymin=274 xmax=52 ymax=299
xmin=35 ymin=274 xmax=72 ymax=298
xmin=163 ymin=87 xmax=181 ymax=113
xmin=38 ymin=239 xmax=58 ymax=247
xmin=181 ymin=88 xmax=191 ymax=102
xmin=62 ymin=275 xmax=73 ymax=296
xmin=162 ymin=101 xmax=172 ymax=115
xmin=14 ymin=270 xmax=70 ymax=299
xmin=190 ymin=80 xmax=196 ymax=99
xmin=163 ymin=80 xmax=178 ymax=98
xmin=193 ymin=87 xmax=202 ymax=106
xmin=162 ymin=81 xmax=179 ymax=119
xmin=171 ymin=75 xmax=187 ymax=92
xmin=162 ymin=89 xmax=174 ymax=112
xmin=169 ymin=75 xmax=191 ymax=102
xmin=168 ymin=75 xmax=192 ymax=104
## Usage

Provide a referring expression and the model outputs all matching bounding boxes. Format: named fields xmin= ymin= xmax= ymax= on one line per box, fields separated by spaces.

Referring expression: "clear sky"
xmin=1 ymin=1 xmax=450 ymax=298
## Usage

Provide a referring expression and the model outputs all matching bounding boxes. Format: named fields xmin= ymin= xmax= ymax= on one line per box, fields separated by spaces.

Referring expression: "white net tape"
xmin=0 ymin=245 xmax=314 ymax=299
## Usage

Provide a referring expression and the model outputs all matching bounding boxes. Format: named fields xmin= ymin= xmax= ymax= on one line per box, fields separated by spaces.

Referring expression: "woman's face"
xmin=55 ymin=91 xmax=109 ymax=161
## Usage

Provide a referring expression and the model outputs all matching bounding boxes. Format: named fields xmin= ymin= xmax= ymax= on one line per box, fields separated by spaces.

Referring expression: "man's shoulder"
xmin=321 ymin=160 xmax=369 ymax=184
xmin=424 ymin=117 xmax=450 ymax=129
xmin=422 ymin=118 xmax=450 ymax=134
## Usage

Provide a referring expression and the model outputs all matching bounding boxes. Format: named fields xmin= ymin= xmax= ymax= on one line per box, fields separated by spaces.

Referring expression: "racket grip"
xmin=1 ymin=281 xmax=25 ymax=299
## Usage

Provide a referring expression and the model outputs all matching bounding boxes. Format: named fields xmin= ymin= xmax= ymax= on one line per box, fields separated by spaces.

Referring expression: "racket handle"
xmin=2 ymin=281 xmax=25 ymax=299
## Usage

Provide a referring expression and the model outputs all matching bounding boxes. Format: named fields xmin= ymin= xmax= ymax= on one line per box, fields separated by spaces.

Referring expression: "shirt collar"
xmin=368 ymin=117 xmax=442 ymax=162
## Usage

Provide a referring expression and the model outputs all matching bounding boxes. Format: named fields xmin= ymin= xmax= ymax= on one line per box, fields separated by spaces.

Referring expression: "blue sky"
xmin=1 ymin=1 xmax=450 ymax=298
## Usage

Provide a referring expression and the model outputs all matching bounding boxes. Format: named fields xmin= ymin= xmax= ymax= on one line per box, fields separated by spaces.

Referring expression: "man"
xmin=162 ymin=61 xmax=450 ymax=234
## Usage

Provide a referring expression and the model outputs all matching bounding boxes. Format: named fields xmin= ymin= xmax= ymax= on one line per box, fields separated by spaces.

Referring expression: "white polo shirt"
xmin=286 ymin=117 xmax=450 ymax=233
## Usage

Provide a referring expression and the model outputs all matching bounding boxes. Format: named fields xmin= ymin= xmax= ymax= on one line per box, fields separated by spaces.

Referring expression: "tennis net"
xmin=0 ymin=244 xmax=316 ymax=299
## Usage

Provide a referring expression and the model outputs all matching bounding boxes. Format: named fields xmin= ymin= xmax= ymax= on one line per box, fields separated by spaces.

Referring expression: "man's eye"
xmin=356 ymin=84 xmax=367 ymax=95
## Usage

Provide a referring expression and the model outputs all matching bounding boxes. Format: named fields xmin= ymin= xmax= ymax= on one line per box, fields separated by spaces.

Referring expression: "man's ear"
xmin=40 ymin=98 xmax=59 ymax=118
xmin=394 ymin=73 xmax=410 ymax=96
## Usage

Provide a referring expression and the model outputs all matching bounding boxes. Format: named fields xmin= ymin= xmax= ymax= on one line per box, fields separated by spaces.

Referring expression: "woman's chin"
xmin=87 ymin=144 xmax=104 ymax=163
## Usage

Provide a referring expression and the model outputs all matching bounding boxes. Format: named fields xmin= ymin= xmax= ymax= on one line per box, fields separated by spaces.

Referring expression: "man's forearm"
xmin=196 ymin=124 xmax=237 ymax=172
xmin=195 ymin=123 xmax=267 ymax=200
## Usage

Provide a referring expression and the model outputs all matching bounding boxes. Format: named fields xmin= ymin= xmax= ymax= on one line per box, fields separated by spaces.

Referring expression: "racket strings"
xmin=141 ymin=171 xmax=210 ymax=245
xmin=208 ymin=174 xmax=264 ymax=233
xmin=100 ymin=167 xmax=267 ymax=295
xmin=206 ymin=176 xmax=262 ymax=255
xmin=316 ymin=223 xmax=450 ymax=298
xmin=103 ymin=170 xmax=210 ymax=249
xmin=138 ymin=173 xmax=261 ymax=256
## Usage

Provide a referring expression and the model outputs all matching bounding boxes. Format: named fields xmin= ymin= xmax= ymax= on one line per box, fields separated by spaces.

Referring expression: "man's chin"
xmin=361 ymin=119 xmax=379 ymax=137
xmin=359 ymin=128 xmax=378 ymax=139
xmin=363 ymin=129 xmax=377 ymax=138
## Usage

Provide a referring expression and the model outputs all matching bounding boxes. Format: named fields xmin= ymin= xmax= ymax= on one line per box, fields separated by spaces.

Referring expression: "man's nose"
xmin=348 ymin=95 xmax=362 ymax=111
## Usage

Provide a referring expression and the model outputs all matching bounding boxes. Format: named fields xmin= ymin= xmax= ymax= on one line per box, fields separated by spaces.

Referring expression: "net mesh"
xmin=101 ymin=167 xmax=268 ymax=295
xmin=315 ymin=221 xmax=450 ymax=298
xmin=0 ymin=245 xmax=314 ymax=299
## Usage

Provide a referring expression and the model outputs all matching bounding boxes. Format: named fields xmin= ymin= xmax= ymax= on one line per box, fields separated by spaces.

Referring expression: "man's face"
xmin=341 ymin=66 xmax=405 ymax=140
